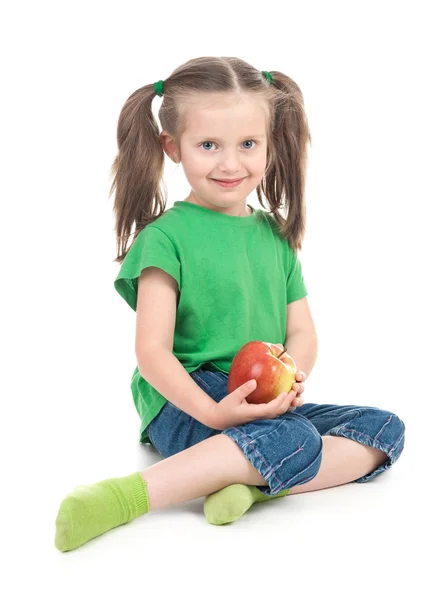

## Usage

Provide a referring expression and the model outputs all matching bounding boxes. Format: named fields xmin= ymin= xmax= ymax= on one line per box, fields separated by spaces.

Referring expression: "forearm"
xmin=285 ymin=331 xmax=319 ymax=379
xmin=137 ymin=347 xmax=217 ymax=427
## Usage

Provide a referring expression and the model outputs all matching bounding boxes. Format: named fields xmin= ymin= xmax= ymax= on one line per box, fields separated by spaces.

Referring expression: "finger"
xmin=247 ymin=394 xmax=284 ymax=418
xmin=292 ymin=383 xmax=304 ymax=398
xmin=266 ymin=392 xmax=289 ymax=417
xmin=281 ymin=393 xmax=295 ymax=413
xmin=275 ymin=390 xmax=297 ymax=416
xmin=238 ymin=379 xmax=257 ymax=397
xmin=293 ymin=395 xmax=304 ymax=407
xmin=286 ymin=389 xmax=300 ymax=411
xmin=252 ymin=388 xmax=297 ymax=419
xmin=271 ymin=392 xmax=288 ymax=409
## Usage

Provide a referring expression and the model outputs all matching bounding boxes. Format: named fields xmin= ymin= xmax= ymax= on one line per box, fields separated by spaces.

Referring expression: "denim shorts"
xmin=146 ymin=367 xmax=406 ymax=496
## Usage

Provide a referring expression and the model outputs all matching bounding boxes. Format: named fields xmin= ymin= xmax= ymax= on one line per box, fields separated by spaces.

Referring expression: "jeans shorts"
xmin=146 ymin=367 xmax=406 ymax=496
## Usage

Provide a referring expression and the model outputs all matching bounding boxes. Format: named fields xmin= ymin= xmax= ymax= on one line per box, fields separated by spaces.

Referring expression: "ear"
xmin=160 ymin=131 xmax=180 ymax=163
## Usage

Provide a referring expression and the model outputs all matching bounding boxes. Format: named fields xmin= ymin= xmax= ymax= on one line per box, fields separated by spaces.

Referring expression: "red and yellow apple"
xmin=227 ymin=341 xmax=297 ymax=404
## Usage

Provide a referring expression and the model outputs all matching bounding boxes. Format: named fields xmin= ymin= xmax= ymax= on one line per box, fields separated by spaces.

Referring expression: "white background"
xmin=2 ymin=1 xmax=436 ymax=598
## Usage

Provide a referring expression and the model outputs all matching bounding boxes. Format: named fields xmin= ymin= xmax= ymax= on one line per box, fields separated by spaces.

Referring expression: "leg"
xmin=288 ymin=435 xmax=387 ymax=494
xmin=204 ymin=413 xmax=324 ymax=524
xmin=146 ymin=369 xmax=323 ymax=524
xmin=205 ymin=402 xmax=405 ymax=524
xmin=144 ymin=433 xmax=267 ymax=510
xmin=290 ymin=403 xmax=406 ymax=490
xmin=55 ymin=433 xmax=268 ymax=552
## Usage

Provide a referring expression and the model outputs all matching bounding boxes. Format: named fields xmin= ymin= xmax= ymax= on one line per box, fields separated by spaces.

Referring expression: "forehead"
xmin=182 ymin=93 xmax=268 ymax=139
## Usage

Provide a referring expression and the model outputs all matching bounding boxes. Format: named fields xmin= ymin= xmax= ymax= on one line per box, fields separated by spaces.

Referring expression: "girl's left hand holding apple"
xmin=291 ymin=370 xmax=306 ymax=408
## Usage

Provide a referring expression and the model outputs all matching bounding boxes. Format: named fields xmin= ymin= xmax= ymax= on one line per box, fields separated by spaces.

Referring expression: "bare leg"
xmin=143 ymin=433 xmax=266 ymax=510
xmin=55 ymin=433 xmax=266 ymax=551
xmin=55 ymin=432 xmax=388 ymax=550
xmin=203 ymin=434 xmax=388 ymax=525
xmin=288 ymin=435 xmax=387 ymax=495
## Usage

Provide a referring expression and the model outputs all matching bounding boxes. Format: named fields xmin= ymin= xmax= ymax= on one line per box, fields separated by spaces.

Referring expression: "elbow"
xmin=136 ymin=344 xmax=171 ymax=378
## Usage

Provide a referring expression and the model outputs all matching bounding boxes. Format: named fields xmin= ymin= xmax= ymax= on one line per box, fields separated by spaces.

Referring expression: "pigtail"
xmin=110 ymin=84 xmax=167 ymax=263
xmin=256 ymin=72 xmax=312 ymax=253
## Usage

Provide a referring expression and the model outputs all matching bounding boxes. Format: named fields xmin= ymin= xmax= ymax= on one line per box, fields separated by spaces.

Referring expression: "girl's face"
xmin=162 ymin=93 xmax=269 ymax=217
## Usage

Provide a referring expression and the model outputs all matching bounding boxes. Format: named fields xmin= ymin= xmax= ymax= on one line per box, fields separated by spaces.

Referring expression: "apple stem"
xmin=277 ymin=347 xmax=288 ymax=359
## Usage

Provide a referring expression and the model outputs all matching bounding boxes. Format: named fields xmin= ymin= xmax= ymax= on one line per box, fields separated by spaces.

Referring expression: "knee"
xmin=298 ymin=428 xmax=324 ymax=482
xmin=275 ymin=414 xmax=323 ymax=455
xmin=369 ymin=408 xmax=405 ymax=436
xmin=273 ymin=417 xmax=323 ymax=489
xmin=361 ymin=408 xmax=406 ymax=462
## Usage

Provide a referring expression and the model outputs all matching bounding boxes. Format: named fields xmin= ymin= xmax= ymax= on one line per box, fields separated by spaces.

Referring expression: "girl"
xmin=54 ymin=56 xmax=405 ymax=552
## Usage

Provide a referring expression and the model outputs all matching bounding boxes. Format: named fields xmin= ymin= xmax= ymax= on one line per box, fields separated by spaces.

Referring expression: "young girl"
xmin=54 ymin=56 xmax=405 ymax=552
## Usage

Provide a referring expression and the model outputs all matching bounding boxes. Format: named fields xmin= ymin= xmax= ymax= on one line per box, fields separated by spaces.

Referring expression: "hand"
xmin=290 ymin=370 xmax=306 ymax=409
xmin=208 ymin=379 xmax=298 ymax=430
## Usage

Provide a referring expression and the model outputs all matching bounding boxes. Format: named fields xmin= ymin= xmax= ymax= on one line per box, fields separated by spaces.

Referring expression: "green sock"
xmin=204 ymin=484 xmax=290 ymax=525
xmin=55 ymin=472 xmax=150 ymax=552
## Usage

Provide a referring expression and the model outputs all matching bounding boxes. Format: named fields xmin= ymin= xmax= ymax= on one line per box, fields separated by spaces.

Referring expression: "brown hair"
xmin=110 ymin=56 xmax=311 ymax=263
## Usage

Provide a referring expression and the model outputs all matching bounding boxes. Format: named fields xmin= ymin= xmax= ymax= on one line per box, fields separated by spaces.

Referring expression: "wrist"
xmin=197 ymin=397 xmax=221 ymax=430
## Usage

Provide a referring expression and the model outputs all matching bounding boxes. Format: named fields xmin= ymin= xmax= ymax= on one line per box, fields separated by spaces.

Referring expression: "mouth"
xmin=213 ymin=178 xmax=245 ymax=183
xmin=211 ymin=177 xmax=246 ymax=188
xmin=214 ymin=177 xmax=244 ymax=183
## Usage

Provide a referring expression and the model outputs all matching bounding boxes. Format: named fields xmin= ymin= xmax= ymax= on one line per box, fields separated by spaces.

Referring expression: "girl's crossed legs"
xmin=54 ymin=368 xmax=405 ymax=550
xmin=145 ymin=368 xmax=405 ymax=508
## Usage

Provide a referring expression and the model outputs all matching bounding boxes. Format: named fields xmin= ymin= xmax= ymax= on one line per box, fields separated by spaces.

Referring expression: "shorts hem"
xmin=327 ymin=422 xmax=405 ymax=483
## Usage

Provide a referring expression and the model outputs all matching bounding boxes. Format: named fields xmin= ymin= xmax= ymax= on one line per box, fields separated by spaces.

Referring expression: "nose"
xmin=218 ymin=149 xmax=241 ymax=173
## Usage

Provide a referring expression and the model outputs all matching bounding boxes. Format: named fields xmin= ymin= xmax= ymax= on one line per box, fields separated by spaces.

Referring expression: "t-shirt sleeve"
xmin=287 ymin=248 xmax=308 ymax=303
xmin=114 ymin=226 xmax=181 ymax=311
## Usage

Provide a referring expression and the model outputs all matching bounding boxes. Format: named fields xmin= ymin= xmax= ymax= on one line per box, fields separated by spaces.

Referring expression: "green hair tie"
xmin=154 ymin=74 xmax=271 ymax=96
xmin=154 ymin=80 xmax=164 ymax=97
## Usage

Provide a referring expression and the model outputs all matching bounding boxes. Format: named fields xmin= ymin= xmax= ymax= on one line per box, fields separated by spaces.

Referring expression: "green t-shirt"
xmin=114 ymin=201 xmax=308 ymax=443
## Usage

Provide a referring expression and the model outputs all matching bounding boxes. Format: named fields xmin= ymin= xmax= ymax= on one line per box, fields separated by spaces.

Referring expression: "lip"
xmin=212 ymin=177 xmax=246 ymax=188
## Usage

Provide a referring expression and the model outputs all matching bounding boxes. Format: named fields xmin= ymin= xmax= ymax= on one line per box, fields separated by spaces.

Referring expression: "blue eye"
xmin=200 ymin=140 xmax=257 ymax=151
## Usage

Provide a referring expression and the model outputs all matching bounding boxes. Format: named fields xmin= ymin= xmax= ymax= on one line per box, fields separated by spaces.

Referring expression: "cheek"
xmin=251 ymin=149 xmax=268 ymax=173
xmin=251 ymin=158 xmax=268 ymax=180
xmin=184 ymin=155 xmax=212 ymax=178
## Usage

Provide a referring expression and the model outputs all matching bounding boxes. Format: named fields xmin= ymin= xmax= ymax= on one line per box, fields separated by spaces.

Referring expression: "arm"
xmin=135 ymin=267 xmax=217 ymax=428
xmin=285 ymin=331 xmax=318 ymax=379
xmin=285 ymin=297 xmax=318 ymax=378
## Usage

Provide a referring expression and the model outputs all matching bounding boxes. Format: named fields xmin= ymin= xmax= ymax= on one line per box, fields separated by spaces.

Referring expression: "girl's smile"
xmin=211 ymin=177 xmax=247 ymax=188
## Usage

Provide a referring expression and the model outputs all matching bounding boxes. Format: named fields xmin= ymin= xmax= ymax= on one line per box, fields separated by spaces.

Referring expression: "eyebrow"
xmin=193 ymin=134 xmax=266 ymax=141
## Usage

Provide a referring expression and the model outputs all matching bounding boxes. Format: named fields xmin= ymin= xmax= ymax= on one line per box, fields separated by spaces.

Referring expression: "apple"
xmin=227 ymin=341 xmax=297 ymax=404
